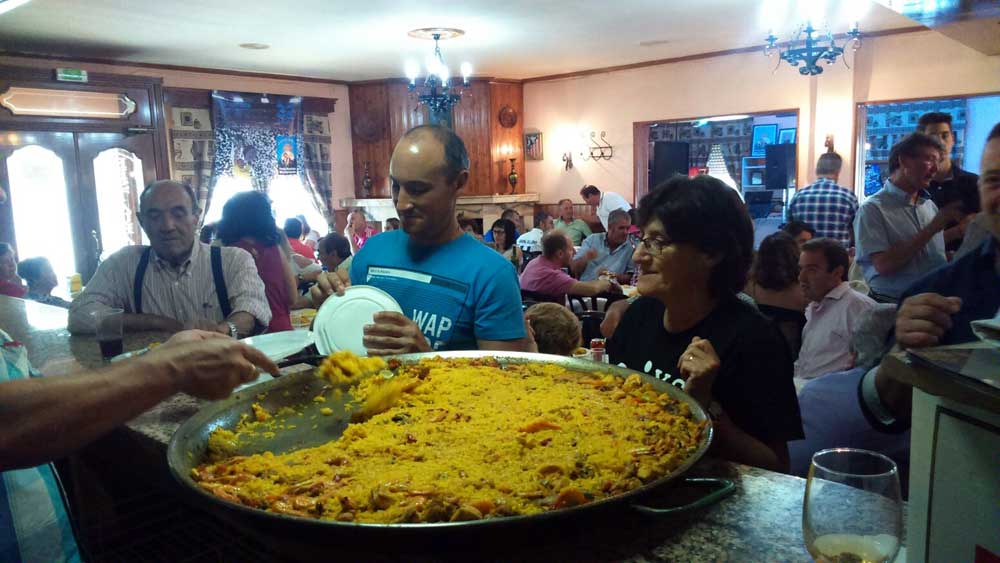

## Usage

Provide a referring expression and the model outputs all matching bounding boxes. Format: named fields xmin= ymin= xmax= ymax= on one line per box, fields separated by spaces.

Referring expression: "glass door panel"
xmin=77 ymin=132 xmax=157 ymax=280
xmin=0 ymin=131 xmax=82 ymax=284
xmin=93 ymin=147 xmax=147 ymax=260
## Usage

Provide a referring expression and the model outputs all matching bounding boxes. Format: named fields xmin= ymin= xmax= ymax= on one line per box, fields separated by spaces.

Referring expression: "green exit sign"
xmin=55 ymin=68 xmax=88 ymax=83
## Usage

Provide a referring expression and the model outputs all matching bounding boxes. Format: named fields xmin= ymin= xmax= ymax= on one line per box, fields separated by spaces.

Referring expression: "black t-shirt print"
xmin=607 ymin=296 xmax=804 ymax=445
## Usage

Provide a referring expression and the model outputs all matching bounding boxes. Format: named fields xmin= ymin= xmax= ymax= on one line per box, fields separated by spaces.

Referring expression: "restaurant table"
xmin=881 ymin=345 xmax=1000 ymax=563
xmin=1 ymin=294 xmax=837 ymax=561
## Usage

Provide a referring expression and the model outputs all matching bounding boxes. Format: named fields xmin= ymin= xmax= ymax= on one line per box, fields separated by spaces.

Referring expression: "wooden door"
xmin=77 ymin=131 xmax=157 ymax=278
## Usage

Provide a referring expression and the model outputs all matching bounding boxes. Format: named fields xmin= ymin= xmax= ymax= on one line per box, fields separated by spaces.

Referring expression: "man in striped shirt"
xmin=69 ymin=180 xmax=271 ymax=337
xmin=787 ymin=153 xmax=859 ymax=248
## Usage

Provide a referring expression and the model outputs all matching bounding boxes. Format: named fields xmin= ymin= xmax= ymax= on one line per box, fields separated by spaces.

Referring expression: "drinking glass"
xmin=803 ymin=448 xmax=902 ymax=563
xmin=91 ymin=308 xmax=124 ymax=360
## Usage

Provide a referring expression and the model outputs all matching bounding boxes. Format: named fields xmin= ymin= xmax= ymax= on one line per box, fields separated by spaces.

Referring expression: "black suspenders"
xmin=133 ymin=246 xmax=232 ymax=318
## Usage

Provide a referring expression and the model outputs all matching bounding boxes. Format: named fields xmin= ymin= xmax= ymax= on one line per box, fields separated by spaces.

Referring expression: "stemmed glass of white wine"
xmin=803 ymin=448 xmax=903 ymax=563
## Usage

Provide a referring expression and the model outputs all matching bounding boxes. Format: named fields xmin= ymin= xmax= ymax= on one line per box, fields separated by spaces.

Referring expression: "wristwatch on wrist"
xmin=227 ymin=321 xmax=239 ymax=339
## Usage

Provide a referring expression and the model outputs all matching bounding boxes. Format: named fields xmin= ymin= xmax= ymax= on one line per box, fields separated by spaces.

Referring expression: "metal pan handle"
xmin=630 ymin=477 xmax=735 ymax=517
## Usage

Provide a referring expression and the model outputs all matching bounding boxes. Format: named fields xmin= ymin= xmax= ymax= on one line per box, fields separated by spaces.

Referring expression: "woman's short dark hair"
xmin=751 ymin=231 xmax=801 ymax=290
xmin=217 ymin=191 xmax=281 ymax=246
xmin=638 ymin=175 xmax=754 ymax=297
xmin=283 ymin=217 xmax=304 ymax=239
xmin=17 ymin=257 xmax=50 ymax=285
xmin=490 ymin=219 xmax=517 ymax=251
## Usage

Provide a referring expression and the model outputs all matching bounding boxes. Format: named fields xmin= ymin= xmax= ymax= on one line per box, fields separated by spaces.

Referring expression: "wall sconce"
xmin=562 ymin=152 xmax=574 ymax=170
xmin=507 ymin=158 xmax=518 ymax=193
xmin=361 ymin=161 xmax=373 ymax=193
xmin=586 ymin=131 xmax=614 ymax=160
xmin=824 ymin=134 xmax=835 ymax=153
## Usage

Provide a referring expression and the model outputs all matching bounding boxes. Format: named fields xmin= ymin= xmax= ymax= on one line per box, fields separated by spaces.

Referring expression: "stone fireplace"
xmin=340 ymin=193 xmax=540 ymax=232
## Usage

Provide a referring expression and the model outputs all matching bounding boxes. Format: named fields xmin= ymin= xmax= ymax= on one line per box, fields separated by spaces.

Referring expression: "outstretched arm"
xmin=0 ymin=331 xmax=278 ymax=470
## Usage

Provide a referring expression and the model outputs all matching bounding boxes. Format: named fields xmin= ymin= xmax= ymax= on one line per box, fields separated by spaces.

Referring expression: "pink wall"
xmin=0 ymin=55 xmax=356 ymax=204
xmin=523 ymin=30 xmax=1000 ymax=204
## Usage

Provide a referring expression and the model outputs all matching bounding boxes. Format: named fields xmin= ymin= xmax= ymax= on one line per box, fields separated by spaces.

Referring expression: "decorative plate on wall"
xmin=498 ymin=106 xmax=518 ymax=129
xmin=352 ymin=114 xmax=381 ymax=143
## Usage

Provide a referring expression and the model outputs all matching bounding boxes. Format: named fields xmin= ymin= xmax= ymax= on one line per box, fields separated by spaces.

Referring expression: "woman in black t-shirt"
xmin=607 ymin=176 xmax=803 ymax=472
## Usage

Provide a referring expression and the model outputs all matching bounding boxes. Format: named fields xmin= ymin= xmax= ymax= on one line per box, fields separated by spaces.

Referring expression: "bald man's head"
xmin=397 ymin=125 xmax=470 ymax=182
xmin=388 ymin=125 xmax=471 ymax=244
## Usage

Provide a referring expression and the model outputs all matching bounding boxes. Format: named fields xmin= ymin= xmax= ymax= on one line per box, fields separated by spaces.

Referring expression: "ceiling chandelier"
xmin=765 ymin=21 xmax=861 ymax=76
xmin=405 ymin=28 xmax=472 ymax=117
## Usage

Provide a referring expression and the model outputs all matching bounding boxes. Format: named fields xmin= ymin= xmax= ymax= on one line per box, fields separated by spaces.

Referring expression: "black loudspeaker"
xmin=651 ymin=142 xmax=690 ymax=188
xmin=765 ymin=144 xmax=796 ymax=191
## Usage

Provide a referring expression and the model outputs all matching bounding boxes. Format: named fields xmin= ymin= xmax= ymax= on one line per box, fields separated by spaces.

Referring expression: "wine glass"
xmin=803 ymin=448 xmax=903 ymax=563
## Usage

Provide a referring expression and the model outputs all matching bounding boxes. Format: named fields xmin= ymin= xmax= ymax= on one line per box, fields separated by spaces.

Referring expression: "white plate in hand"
xmin=971 ymin=318 xmax=1000 ymax=348
xmin=234 ymin=330 xmax=315 ymax=392
xmin=241 ymin=329 xmax=315 ymax=362
xmin=313 ymin=285 xmax=402 ymax=356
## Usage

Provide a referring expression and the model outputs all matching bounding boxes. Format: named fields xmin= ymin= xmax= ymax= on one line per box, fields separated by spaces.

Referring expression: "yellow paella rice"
xmin=191 ymin=354 xmax=706 ymax=524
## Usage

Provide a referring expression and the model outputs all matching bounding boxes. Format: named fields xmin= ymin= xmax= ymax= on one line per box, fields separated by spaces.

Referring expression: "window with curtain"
xmin=202 ymin=174 xmax=326 ymax=236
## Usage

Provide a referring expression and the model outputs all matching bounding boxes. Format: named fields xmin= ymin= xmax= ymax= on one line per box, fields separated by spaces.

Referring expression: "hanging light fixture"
xmin=405 ymin=28 xmax=472 ymax=119
xmin=764 ymin=18 xmax=861 ymax=76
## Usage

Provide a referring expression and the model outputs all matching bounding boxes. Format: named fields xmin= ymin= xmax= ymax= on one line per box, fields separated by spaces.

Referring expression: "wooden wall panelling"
xmin=452 ymin=80 xmax=492 ymax=196
xmin=385 ymin=82 xmax=426 ymax=147
xmin=633 ymin=122 xmax=651 ymax=204
xmin=488 ymin=82 xmax=525 ymax=196
xmin=348 ymin=83 xmax=392 ymax=198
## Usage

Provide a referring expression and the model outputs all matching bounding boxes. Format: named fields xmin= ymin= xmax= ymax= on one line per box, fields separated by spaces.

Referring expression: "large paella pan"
xmin=167 ymin=351 xmax=732 ymax=538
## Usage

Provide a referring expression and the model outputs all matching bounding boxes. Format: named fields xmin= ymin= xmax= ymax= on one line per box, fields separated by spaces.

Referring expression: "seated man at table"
xmin=0 ymin=328 xmax=279 ymax=561
xmin=571 ymin=209 xmax=635 ymax=283
xmin=864 ymin=121 xmax=1000 ymax=430
xmin=794 ymin=238 xmax=877 ymax=384
xmin=554 ymin=198 xmax=592 ymax=246
xmin=515 ymin=211 xmax=554 ymax=254
xmin=520 ymin=231 xmax=615 ymax=304
xmin=317 ymin=233 xmax=353 ymax=274
xmin=69 ymin=180 xmax=271 ymax=337
xmin=308 ymin=124 xmax=528 ymax=354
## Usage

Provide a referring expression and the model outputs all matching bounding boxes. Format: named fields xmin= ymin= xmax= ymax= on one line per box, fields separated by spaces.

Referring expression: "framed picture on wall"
xmin=525 ymin=132 xmax=543 ymax=160
xmin=751 ymin=124 xmax=778 ymax=156
xmin=778 ymin=128 xmax=796 ymax=144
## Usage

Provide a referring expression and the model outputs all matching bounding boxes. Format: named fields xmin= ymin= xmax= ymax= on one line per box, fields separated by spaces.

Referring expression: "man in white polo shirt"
xmin=795 ymin=238 xmax=877 ymax=384
xmin=580 ymin=185 xmax=631 ymax=231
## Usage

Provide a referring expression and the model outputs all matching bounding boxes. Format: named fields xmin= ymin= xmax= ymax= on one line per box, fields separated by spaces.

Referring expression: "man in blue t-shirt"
xmin=309 ymin=125 xmax=528 ymax=354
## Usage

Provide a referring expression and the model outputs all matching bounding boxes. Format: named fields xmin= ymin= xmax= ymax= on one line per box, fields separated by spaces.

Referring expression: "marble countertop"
xmin=1 ymin=295 xmax=822 ymax=561
xmin=882 ymin=345 xmax=1000 ymax=414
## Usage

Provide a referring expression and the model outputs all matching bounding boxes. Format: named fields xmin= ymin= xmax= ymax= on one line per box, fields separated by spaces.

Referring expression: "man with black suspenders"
xmin=69 ymin=180 xmax=270 ymax=337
